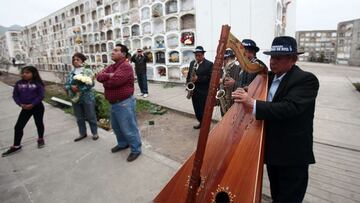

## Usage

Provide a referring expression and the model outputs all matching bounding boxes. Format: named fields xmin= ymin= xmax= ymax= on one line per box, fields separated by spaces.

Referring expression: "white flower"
xmin=74 ymin=74 xmax=93 ymax=85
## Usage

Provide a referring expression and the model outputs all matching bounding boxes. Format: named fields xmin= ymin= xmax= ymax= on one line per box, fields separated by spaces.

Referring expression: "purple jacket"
xmin=13 ymin=80 xmax=45 ymax=106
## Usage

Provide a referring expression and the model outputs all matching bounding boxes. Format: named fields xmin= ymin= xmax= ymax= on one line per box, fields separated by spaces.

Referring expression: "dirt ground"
xmin=0 ymin=71 xmax=199 ymax=163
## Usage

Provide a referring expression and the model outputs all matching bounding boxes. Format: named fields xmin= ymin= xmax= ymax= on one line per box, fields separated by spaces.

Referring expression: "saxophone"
xmin=185 ymin=61 xmax=198 ymax=99
xmin=216 ymin=60 xmax=236 ymax=113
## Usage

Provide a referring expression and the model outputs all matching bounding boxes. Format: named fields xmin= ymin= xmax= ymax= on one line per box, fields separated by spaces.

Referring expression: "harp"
xmin=154 ymin=25 xmax=268 ymax=203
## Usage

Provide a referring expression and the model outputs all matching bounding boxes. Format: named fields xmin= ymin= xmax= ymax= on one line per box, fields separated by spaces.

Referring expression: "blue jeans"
xmin=111 ymin=96 xmax=142 ymax=154
xmin=73 ymin=101 xmax=98 ymax=136
xmin=136 ymin=73 xmax=148 ymax=94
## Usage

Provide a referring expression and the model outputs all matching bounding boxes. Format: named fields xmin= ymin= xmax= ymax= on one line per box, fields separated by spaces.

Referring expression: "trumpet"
xmin=185 ymin=61 xmax=198 ymax=99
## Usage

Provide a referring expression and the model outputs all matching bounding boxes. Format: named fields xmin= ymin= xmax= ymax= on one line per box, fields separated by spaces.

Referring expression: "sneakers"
xmin=74 ymin=134 xmax=87 ymax=142
xmin=37 ymin=138 xmax=45 ymax=148
xmin=111 ymin=145 xmax=129 ymax=153
xmin=136 ymin=93 xmax=144 ymax=96
xmin=193 ymin=124 xmax=201 ymax=129
xmin=127 ymin=152 xmax=141 ymax=162
xmin=92 ymin=134 xmax=99 ymax=140
xmin=2 ymin=146 xmax=22 ymax=157
xmin=143 ymin=93 xmax=148 ymax=98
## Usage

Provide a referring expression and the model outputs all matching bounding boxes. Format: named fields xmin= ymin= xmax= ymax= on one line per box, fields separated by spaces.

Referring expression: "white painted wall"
xmin=5 ymin=32 xmax=15 ymax=58
xmin=195 ymin=0 xmax=297 ymax=67
xmin=285 ymin=0 xmax=297 ymax=37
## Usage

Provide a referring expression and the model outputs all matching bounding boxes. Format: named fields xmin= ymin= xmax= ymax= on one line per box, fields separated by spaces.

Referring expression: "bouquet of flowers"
xmin=71 ymin=74 xmax=93 ymax=103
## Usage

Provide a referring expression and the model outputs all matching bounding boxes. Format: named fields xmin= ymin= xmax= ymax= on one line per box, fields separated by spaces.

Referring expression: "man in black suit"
xmin=235 ymin=39 xmax=267 ymax=88
xmin=131 ymin=48 xmax=149 ymax=98
xmin=186 ymin=46 xmax=213 ymax=129
xmin=232 ymin=36 xmax=319 ymax=202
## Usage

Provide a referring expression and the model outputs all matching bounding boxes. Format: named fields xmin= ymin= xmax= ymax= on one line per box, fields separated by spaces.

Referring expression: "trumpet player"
xmin=217 ymin=49 xmax=241 ymax=116
xmin=186 ymin=46 xmax=213 ymax=129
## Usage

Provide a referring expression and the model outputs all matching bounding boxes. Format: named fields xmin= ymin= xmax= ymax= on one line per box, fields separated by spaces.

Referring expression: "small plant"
xmin=64 ymin=107 xmax=74 ymax=115
xmin=136 ymin=99 xmax=153 ymax=113
xmin=136 ymin=99 xmax=167 ymax=115
xmin=162 ymin=83 xmax=175 ymax=89
xmin=353 ymin=83 xmax=360 ymax=92
xmin=94 ymin=91 xmax=111 ymax=120
xmin=43 ymin=86 xmax=70 ymax=105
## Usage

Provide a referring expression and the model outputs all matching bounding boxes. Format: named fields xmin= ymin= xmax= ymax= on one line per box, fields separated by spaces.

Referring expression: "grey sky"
xmin=0 ymin=0 xmax=359 ymax=30
xmin=296 ymin=0 xmax=360 ymax=30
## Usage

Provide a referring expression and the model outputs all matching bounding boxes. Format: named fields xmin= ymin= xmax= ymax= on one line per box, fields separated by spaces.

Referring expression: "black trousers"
xmin=191 ymin=90 xmax=207 ymax=123
xmin=14 ymin=103 xmax=45 ymax=146
xmin=136 ymin=73 xmax=148 ymax=94
xmin=267 ymin=164 xmax=309 ymax=203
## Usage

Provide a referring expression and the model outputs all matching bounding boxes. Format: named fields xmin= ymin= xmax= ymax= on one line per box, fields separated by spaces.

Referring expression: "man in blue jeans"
xmin=97 ymin=44 xmax=142 ymax=162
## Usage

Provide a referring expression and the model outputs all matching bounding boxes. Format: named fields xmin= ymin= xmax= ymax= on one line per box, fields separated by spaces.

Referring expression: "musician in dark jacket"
xmin=232 ymin=36 xmax=319 ymax=202
xmin=131 ymin=48 xmax=148 ymax=98
xmin=219 ymin=49 xmax=241 ymax=116
xmin=235 ymin=39 xmax=267 ymax=88
xmin=186 ymin=46 xmax=213 ymax=129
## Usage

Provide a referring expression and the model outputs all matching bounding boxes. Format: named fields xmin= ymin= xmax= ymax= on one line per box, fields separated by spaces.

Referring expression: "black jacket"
xmin=256 ymin=65 xmax=319 ymax=165
xmin=131 ymin=54 xmax=147 ymax=74
xmin=186 ymin=59 xmax=213 ymax=94
xmin=236 ymin=57 xmax=267 ymax=88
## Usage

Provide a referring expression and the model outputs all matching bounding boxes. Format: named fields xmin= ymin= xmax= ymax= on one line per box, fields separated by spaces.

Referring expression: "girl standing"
xmin=2 ymin=66 xmax=45 ymax=157
xmin=65 ymin=53 xmax=99 ymax=142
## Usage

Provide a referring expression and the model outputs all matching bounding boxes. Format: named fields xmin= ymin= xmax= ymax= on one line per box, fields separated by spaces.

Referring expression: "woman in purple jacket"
xmin=2 ymin=66 xmax=45 ymax=157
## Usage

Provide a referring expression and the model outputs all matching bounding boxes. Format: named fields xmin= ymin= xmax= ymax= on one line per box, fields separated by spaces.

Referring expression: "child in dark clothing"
xmin=2 ymin=66 xmax=45 ymax=157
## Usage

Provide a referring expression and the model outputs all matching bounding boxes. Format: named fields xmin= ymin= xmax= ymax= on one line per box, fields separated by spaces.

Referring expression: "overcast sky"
xmin=0 ymin=0 xmax=359 ymax=30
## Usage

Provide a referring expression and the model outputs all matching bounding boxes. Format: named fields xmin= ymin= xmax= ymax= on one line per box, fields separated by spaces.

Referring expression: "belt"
xmin=109 ymin=99 xmax=123 ymax=104
xmin=109 ymin=96 xmax=132 ymax=104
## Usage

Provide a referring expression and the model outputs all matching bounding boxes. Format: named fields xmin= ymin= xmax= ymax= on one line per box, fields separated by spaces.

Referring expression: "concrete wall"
xmin=195 ymin=0 xmax=297 ymax=67
xmin=349 ymin=19 xmax=360 ymax=66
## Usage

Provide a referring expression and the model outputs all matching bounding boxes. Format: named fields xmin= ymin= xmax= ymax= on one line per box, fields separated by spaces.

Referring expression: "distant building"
xmin=0 ymin=31 xmax=27 ymax=65
xmin=336 ymin=18 xmax=360 ymax=66
xmin=296 ymin=30 xmax=337 ymax=63
xmin=1 ymin=0 xmax=296 ymax=82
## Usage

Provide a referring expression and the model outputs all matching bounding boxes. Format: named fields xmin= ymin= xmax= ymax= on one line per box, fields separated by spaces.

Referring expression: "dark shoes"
xmin=111 ymin=145 xmax=129 ymax=153
xmin=37 ymin=138 xmax=45 ymax=148
xmin=193 ymin=124 xmax=201 ymax=129
xmin=127 ymin=152 xmax=141 ymax=162
xmin=74 ymin=134 xmax=87 ymax=142
xmin=111 ymin=145 xmax=141 ymax=162
xmin=3 ymin=139 xmax=44 ymax=157
xmin=2 ymin=146 xmax=22 ymax=157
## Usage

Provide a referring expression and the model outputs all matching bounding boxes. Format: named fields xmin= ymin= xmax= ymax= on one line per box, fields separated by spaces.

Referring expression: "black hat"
xmin=224 ymin=49 xmax=235 ymax=58
xmin=242 ymin=39 xmax=260 ymax=53
xmin=193 ymin=46 xmax=206 ymax=53
xmin=263 ymin=36 xmax=304 ymax=56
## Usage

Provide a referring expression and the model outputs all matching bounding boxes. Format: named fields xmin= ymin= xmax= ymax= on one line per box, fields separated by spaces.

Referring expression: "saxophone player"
xmin=218 ymin=49 xmax=241 ymax=116
xmin=235 ymin=39 xmax=267 ymax=88
xmin=186 ymin=46 xmax=213 ymax=129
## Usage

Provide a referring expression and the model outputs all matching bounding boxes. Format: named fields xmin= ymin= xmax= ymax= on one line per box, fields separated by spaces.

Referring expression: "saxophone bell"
xmin=216 ymin=89 xmax=227 ymax=113
xmin=185 ymin=82 xmax=195 ymax=99
xmin=185 ymin=61 xmax=198 ymax=99
xmin=215 ymin=89 xmax=225 ymax=99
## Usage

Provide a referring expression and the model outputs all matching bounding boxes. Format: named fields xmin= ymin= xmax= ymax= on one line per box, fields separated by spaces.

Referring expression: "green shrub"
xmin=353 ymin=83 xmax=360 ymax=92
xmin=44 ymin=89 xmax=70 ymax=105
xmin=64 ymin=107 xmax=74 ymax=115
xmin=136 ymin=99 xmax=152 ymax=113
xmin=94 ymin=91 xmax=111 ymax=120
